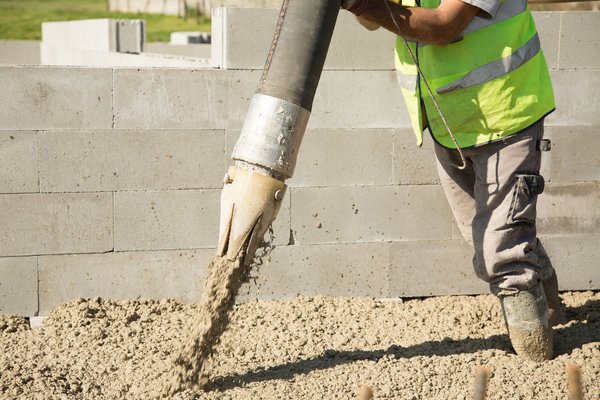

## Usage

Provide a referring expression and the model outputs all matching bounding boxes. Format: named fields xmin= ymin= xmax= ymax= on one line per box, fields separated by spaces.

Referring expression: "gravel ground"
xmin=1 ymin=291 xmax=598 ymax=399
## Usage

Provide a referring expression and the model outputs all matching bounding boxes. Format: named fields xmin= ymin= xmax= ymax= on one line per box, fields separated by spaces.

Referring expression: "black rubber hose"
xmin=258 ymin=0 xmax=340 ymax=112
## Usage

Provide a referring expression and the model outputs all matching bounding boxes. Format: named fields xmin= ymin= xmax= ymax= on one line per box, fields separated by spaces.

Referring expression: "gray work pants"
xmin=434 ymin=119 xmax=553 ymax=295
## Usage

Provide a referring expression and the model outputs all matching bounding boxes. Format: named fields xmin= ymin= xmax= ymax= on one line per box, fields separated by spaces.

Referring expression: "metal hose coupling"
xmin=232 ymin=94 xmax=310 ymax=180
xmin=217 ymin=94 xmax=310 ymax=265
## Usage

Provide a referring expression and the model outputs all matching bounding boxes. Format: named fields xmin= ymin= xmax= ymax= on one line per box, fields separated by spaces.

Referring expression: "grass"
xmin=0 ymin=0 xmax=211 ymax=42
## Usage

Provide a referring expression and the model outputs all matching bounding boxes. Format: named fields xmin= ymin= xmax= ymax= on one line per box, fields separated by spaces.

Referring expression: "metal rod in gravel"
xmin=567 ymin=363 xmax=584 ymax=400
xmin=473 ymin=366 xmax=489 ymax=400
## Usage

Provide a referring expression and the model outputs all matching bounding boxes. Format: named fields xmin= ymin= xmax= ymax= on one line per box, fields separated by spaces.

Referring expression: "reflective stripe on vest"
xmin=436 ymin=33 xmax=541 ymax=94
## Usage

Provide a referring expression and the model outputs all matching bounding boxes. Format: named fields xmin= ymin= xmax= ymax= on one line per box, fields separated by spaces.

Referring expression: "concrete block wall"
xmin=1 ymin=10 xmax=599 ymax=316
xmin=41 ymin=19 xmax=212 ymax=68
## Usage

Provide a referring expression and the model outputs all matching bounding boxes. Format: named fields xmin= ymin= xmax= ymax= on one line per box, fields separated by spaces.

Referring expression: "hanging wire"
xmin=381 ymin=0 xmax=467 ymax=169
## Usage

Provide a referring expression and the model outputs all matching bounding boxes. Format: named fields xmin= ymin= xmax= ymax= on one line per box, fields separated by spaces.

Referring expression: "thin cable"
xmin=382 ymin=0 xmax=467 ymax=169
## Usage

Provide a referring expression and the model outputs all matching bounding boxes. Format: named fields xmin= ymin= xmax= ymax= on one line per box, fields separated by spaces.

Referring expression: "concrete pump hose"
xmin=258 ymin=0 xmax=340 ymax=112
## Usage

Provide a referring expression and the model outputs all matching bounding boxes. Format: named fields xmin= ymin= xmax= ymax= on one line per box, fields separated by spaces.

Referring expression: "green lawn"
xmin=0 ymin=0 xmax=211 ymax=42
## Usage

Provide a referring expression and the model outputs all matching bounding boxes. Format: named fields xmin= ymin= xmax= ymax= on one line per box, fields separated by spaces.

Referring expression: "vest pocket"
xmin=507 ymin=173 xmax=545 ymax=225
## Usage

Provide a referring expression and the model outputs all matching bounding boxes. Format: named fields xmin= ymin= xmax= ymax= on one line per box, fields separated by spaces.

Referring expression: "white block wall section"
xmin=41 ymin=43 xmax=211 ymax=68
xmin=543 ymin=126 xmax=600 ymax=182
xmin=533 ymin=12 xmax=560 ymax=71
xmin=42 ymin=19 xmax=117 ymax=52
xmin=225 ymin=70 xmax=261 ymax=129
xmin=546 ymin=70 xmax=600 ymax=126
xmin=541 ymin=235 xmax=600 ymax=291
xmin=212 ymin=8 xmax=395 ymax=70
xmin=309 ymin=70 xmax=411 ymax=129
xmin=0 ymin=66 xmax=113 ymax=130
xmin=559 ymin=12 xmax=600 ymax=70
xmin=113 ymin=189 xmax=221 ymax=251
xmin=113 ymin=68 xmax=231 ymax=130
xmin=145 ymin=42 xmax=211 ymax=58
xmin=393 ymin=129 xmax=440 ymax=185
xmin=537 ymin=182 xmax=600 ymax=236
xmin=38 ymin=249 xmax=215 ymax=315
xmin=237 ymin=242 xmax=391 ymax=302
xmin=38 ymin=130 xmax=226 ymax=192
xmin=290 ymin=185 xmax=453 ymax=245
xmin=389 ymin=240 xmax=487 ymax=297
xmin=226 ymin=128 xmax=396 ymax=188
xmin=0 ymin=40 xmax=41 ymax=65
xmin=288 ymin=129 xmax=395 ymax=188
xmin=0 ymin=257 xmax=38 ymax=315
xmin=0 ymin=193 xmax=113 ymax=257
xmin=0 ymin=131 xmax=38 ymax=193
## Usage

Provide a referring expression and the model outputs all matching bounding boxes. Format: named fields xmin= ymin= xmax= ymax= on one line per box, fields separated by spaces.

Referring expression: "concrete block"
xmin=225 ymin=70 xmax=261 ymax=130
xmin=290 ymin=185 xmax=453 ymax=245
xmin=171 ymin=32 xmax=211 ymax=45
xmin=39 ymin=130 xmax=225 ymax=192
xmin=38 ymin=249 xmax=215 ymax=315
xmin=389 ymin=240 xmax=487 ymax=297
xmin=211 ymin=8 xmax=395 ymax=70
xmin=145 ymin=42 xmax=212 ymax=58
xmin=29 ymin=317 xmax=47 ymax=329
xmin=239 ymin=242 xmax=391 ymax=302
xmin=114 ymin=188 xmax=290 ymax=251
xmin=309 ymin=70 xmax=411 ymax=129
xmin=393 ymin=128 xmax=440 ymax=185
xmin=533 ymin=12 xmax=560 ymax=70
xmin=42 ymin=19 xmax=145 ymax=53
xmin=537 ymin=182 xmax=600 ymax=236
xmin=224 ymin=69 xmax=409 ymax=130
xmin=0 ymin=131 xmax=38 ymax=193
xmin=327 ymin=12 xmax=396 ymax=70
xmin=541 ymin=235 xmax=600 ymax=291
xmin=114 ymin=190 xmax=220 ymax=251
xmin=546 ymin=70 xmax=600 ymax=126
xmin=0 ymin=66 xmax=113 ymax=130
xmin=116 ymin=20 xmax=145 ymax=53
xmin=0 ymin=257 xmax=38 ymax=316
xmin=41 ymin=42 xmax=212 ymax=67
xmin=288 ymin=129 xmax=394 ymax=187
xmin=0 ymin=40 xmax=41 ymax=65
xmin=559 ymin=12 xmax=600 ymax=69
xmin=113 ymin=68 xmax=230 ymax=130
xmin=42 ymin=19 xmax=117 ymax=52
xmin=0 ymin=193 xmax=113 ymax=257
xmin=544 ymin=126 xmax=600 ymax=182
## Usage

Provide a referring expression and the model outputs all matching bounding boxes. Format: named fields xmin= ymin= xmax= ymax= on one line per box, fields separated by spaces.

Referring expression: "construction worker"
xmin=340 ymin=0 xmax=565 ymax=361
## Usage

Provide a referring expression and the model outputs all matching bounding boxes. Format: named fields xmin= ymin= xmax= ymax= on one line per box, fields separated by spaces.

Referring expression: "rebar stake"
xmin=567 ymin=363 xmax=584 ymax=400
xmin=473 ymin=366 xmax=489 ymax=400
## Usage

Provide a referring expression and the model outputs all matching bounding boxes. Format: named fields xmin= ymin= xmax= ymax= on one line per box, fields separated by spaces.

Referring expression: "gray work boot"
xmin=500 ymin=283 xmax=553 ymax=362
xmin=535 ymin=240 xmax=567 ymax=326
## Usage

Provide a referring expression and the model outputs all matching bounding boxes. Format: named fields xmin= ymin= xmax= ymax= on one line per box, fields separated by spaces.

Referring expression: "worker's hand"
xmin=356 ymin=15 xmax=381 ymax=31
xmin=217 ymin=165 xmax=286 ymax=266
xmin=341 ymin=0 xmax=370 ymax=16
xmin=340 ymin=0 xmax=360 ymax=9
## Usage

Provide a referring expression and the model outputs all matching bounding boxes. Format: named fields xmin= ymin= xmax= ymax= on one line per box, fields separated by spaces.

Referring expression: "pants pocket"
xmin=507 ymin=173 xmax=545 ymax=225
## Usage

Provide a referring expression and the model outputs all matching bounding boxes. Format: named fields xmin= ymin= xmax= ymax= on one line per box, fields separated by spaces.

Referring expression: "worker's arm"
xmin=348 ymin=0 xmax=481 ymax=46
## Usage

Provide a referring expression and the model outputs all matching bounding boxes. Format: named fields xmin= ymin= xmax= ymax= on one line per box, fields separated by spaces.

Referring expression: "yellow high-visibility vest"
xmin=395 ymin=0 xmax=555 ymax=148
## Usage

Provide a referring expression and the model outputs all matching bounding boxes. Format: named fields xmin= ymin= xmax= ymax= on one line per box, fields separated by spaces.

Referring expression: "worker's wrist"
xmin=348 ymin=0 xmax=370 ymax=16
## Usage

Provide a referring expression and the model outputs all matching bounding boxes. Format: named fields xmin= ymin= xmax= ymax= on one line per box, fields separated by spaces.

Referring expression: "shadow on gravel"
xmin=208 ymin=333 xmax=511 ymax=391
xmin=209 ymin=296 xmax=599 ymax=391
xmin=554 ymin=298 xmax=600 ymax=356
